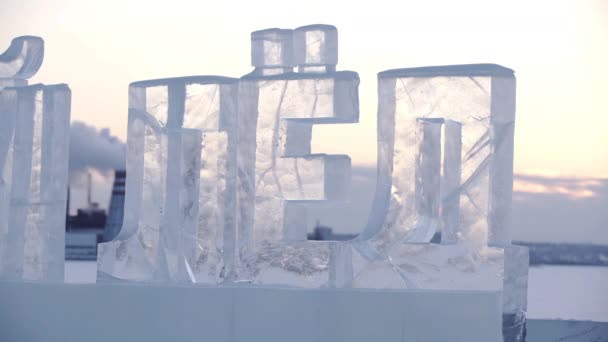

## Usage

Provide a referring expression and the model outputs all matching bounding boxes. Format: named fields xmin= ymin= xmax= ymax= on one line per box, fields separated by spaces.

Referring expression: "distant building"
xmin=65 ymin=171 xmax=125 ymax=260
xmin=102 ymin=170 xmax=125 ymax=242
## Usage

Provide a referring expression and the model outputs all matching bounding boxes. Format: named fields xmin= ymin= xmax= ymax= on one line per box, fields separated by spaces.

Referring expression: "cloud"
xmin=307 ymin=167 xmax=608 ymax=244
xmin=513 ymin=175 xmax=604 ymax=199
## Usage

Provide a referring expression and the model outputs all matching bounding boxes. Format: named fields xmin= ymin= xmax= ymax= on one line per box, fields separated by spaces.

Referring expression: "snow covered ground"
xmin=65 ymin=261 xmax=608 ymax=322
xmin=527 ymin=265 xmax=608 ymax=322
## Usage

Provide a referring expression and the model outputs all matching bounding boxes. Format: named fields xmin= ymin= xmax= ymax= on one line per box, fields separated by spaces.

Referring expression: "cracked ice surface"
xmin=0 ymin=84 xmax=70 ymax=281
xmin=97 ymin=76 xmax=238 ymax=283
xmin=237 ymin=73 xmax=359 ymax=285
xmin=360 ymin=65 xmax=517 ymax=249
xmin=349 ymin=243 xmax=504 ymax=290
xmin=246 ymin=240 xmax=354 ymax=288
xmin=97 ymin=122 xmax=202 ymax=282
xmin=350 ymin=64 xmax=526 ymax=338
xmin=0 ymin=89 xmax=18 ymax=277
xmin=237 ymin=27 xmax=359 ymax=285
xmin=0 ymin=36 xmax=44 ymax=80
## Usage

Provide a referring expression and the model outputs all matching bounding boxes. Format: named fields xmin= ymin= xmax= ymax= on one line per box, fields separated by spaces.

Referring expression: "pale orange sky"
xmin=1 ymin=0 xmax=607 ymax=178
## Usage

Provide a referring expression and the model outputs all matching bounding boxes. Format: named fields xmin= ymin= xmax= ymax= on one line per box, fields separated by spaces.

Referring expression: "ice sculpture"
xmin=236 ymin=25 xmax=359 ymax=286
xmin=0 ymin=36 xmax=44 ymax=90
xmin=0 ymin=36 xmax=46 ymax=279
xmin=0 ymin=84 xmax=71 ymax=281
xmin=97 ymin=76 xmax=239 ymax=283
xmin=350 ymin=65 xmax=528 ymax=340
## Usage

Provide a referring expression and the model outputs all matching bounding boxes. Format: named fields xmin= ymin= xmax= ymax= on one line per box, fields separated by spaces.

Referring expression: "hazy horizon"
xmin=2 ymin=0 xmax=607 ymax=179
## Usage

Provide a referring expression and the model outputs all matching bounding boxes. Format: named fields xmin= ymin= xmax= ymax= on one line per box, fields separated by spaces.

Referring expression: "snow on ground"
xmin=527 ymin=265 xmax=608 ymax=322
xmin=65 ymin=261 xmax=608 ymax=322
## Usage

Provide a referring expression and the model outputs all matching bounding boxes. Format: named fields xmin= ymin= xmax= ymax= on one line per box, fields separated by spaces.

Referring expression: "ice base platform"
xmin=0 ymin=281 xmax=503 ymax=341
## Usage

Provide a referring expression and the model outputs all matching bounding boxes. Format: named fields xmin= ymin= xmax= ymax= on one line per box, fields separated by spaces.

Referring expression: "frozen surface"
xmin=97 ymin=76 xmax=238 ymax=283
xmin=0 ymin=90 xmax=18 ymax=273
xmin=237 ymin=27 xmax=359 ymax=285
xmin=527 ymin=320 xmax=608 ymax=342
xmin=528 ymin=265 xmax=608 ymax=322
xmin=0 ymin=84 xmax=71 ymax=281
xmin=0 ymin=36 xmax=43 ymax=80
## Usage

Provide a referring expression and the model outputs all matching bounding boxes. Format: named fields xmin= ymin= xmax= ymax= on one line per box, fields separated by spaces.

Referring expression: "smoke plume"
xmin=69 ymin=121 xmax=126 ymax=176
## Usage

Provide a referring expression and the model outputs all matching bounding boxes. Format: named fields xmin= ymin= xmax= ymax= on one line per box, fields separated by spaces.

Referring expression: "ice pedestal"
xmin=0 ymin=281 xmax=504 ymax=342
xmin=97 ymin=76 xmax=239 ymax=283
xmin=236 ymin=26 xmax=359 ymax=285
xmin=0 ymin=84 xmax=71 ymax=281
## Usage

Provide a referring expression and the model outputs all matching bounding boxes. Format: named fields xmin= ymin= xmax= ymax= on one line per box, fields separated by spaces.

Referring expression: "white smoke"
xmin=69 ymin=121 xmax=125 ymax=175
xmin=68 ymin=121 xmax=125 ymax=213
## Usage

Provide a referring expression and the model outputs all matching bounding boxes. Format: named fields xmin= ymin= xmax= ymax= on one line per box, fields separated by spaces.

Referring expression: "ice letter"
xmin=293 ymin=24 xmax=337 ymax=73
xmin=350 ymin=64 xmax=526 ymax=340
xmin=97 ymin=76 xmax=238 ymax=283
xmin=236 ymin=25 xmax=358 ymax=287
xmin=0 ymin=89 xmax=18 ymax=277
xmin=0 ymin=36 xmax=44 ymax=278
xmin=0 ymin=36 xmax=44 ymax=89
xmin=97 ymin=123 xmax=202 ymax=282
xmin=0 ymin=84 xmax=71 ymax=281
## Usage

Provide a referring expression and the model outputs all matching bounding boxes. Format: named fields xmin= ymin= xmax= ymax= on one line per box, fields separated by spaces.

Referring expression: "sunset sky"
xmin=2 ymin=0 xmax=607 ymax=179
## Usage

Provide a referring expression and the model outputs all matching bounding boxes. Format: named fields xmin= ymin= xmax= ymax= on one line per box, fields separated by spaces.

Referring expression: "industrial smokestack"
xmin=87 ymin=172 xmax=92 ymax=207
xmin=102 ymin=170 xmax=126 ymax=242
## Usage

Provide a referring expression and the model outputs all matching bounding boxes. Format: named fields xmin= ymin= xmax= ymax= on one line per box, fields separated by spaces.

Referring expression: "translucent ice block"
xmin=0 ymin=84 xmax=71 ymax=282
xmin=294 ymin=24 xmax=338 ymax=73
xmin=350 ymin=64 xmax=525 ymax=339
xmin=0 ymin=36 xmax=44 ymax=80
xmin=0 ymin=78 xmax=27 ymax=91
xmin=98 ymin=76 xmax=239 ymax=283
xmin=362 ymin=64 xmax=517 ymax=249
xmin=251 ymin=28 xmax=294 ymax=76
xmin=97 ymin=125 xmax=202 ymax=282
xmin=440 ymin=120 xmax=462 ymax=244
xmin=237 ymin=28 xmax=359 ymax=284
xmin=502 ymin=245 xmax=529 ymax=341
xmin=0 ymin=89 xmax=18 ymax=276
